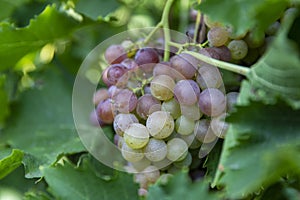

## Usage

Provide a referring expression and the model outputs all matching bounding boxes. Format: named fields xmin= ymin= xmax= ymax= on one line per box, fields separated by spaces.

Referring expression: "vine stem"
xmin=161 ymin=0 xmax=174 ymax=61
xmin=184 ymin=51 xmax=250 ymax=76
xmin=142 ymin=21 xmax=163 ymax=45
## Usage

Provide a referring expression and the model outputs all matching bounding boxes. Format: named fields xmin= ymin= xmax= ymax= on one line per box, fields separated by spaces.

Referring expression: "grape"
xmin=265 ymin=21 xmax=281 ymax=36
xmin=89 ymin=109 xmax=105 ymax=127
xmin=207 ymin=27 xmax=229 ymax=47
xmin=178 ymin=133 xmax=196 ymax=146
xmin=105 ymin=44 xmax=127 ymax=64
xmin=142 ymin=165 xmax=160 ymax=183
xmin=226 ymin=92 xmax=239 ymax=112
xmin=108 ymin=85 xmax=121 ymax=97
xmin=211 ymin=113 xmax=228 ymax=138
xmin=101 ymin=67 xmax=114 ymax=87
xmin=150 ymin=75 xmax=175 ymax=101
xmin=166 ymin=138 xmax=188 ymax=161
xmin=174 ymin=80 xmax=200 ymax=105
xmin=161 ymin=98 xmax=181 ymax=119
xmin=124 ymin=123 xmax=150 ymax=149
xmin=197 ymin=48 xmax=220 ymax=67
xmin=93 ymin=88 xmax=109 ymax=105
xmin=196 ymin=65 xmax=223 ymax=89
xmin=153 ymin=62 xmax=185 ymax=81
xmin=194 ymin=119 xmax=216 ymax=143
xmin=134 ymin=48 xmax=159 ymax=73
xmin=134 ymin=173 xmax=148 ymax=189
xmin=138 ymin=188 xmax=148 ymax=197
xmin=106 ymin=64 xmax=128 ymax=85
xmin=144 ymin=138 xmax=167 ymax=162
xmin=131 ymin=157 xmax=151 ymax=171
xmin=198 ymin=88 xmax=226 ymax=117
xmin=152 ymin=158 xmax=172 ymax=170
xmin=211 ymin=46 xmax=231 ymax=62
xmin=146 ymin=111 xmax=174 ymax=139
xmin=244 ymin=30 xmax=265 ymax=48
xmin=136 ymin=94 xmax=161 ymax=120
xmin=113 ymin=113 xmax=139 ymax=136
xmin=173 ymin=152 xmax=192 ymax=168
xmin=111 ymin=89 xmax=138 ymax=114
xmin=180 ymin=103 xmax=202 ymax=121
xmin=121 ymin=142 xmax=144 ymax=162
xmin=204 ymin=15 xmax=222 ymax=28
xmin=227 ymin=40 xmax=248 ymax=60
xmin=96 ymin=99 xmax=114 ymax=124
xmin=175 ymin=115 xmax=195 ymax=135
xmin=121 ymin=58 xmax=139 ymax=70
xmin=170 ymin=53 xmax=198 ymax=79
xmin=242 ymin=47 xmax=260 ymax=65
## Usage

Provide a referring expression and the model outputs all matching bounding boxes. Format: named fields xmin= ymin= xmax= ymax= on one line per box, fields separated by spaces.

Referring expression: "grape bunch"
xmin=89 ymin=34 xmax=242 ymax=195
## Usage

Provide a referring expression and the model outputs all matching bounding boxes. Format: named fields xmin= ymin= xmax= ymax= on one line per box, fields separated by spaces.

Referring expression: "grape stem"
xmin=193 ymin=0 xmax=202 ymax=43
xmin=184 ymin=51 xmax=250 ymax=76
xmin=161 ymin=0 xmax=174 ymax=61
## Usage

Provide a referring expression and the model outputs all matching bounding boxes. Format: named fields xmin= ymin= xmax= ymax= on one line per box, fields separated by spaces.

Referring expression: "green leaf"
xmin=0 ymin=149 xmax=23 ymax=179
xmin=75 ymin=0 xmax=120 ymax=20
xmin=0 ymin=66 xmax=85 ymax=178
xmin=0 ymin=0 xmax=30 ymax=21
xmin=0 ymin=4 xmax=80 ymax=71
xmin=0 ymin=74 xmax=10 ymax=128
xmin=42 ymin=160 xmax=139 ymax=200
xmin=147 ymin=171 xmax=221 ymax=200
xmin=247 ymin=12 xmax=300 ymax=108
xmin=213 ymin=101 xmax=300 ymax=199
xmin=199 ymin=0 xmax=289 ymax=36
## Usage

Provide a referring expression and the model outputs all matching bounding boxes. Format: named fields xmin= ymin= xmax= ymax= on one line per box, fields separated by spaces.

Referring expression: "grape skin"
xmin=227 ymin=40 xmax=248 ymax=60
xmin=105 ymin=44 xmax=127 ymax=64
xmin=166 ymin=138 xmax=188 ymax=162
xmin=150 ymin=75 xmax=175 ymax=101
xmin=144 ymin=138 xmax=167 ymax=162
xmin=121 ymin=142 xmax=144 ymax=162
xmin=146 ymin=111 xmax=175 ymax=139
xmin=124 ymin=123 xmax=150 ymax=149
xmin=198 ymin=88 xmax=226 ymax=117
xmin=136 ymin=94 xmax=161 ymax=120
xmin=170 ymin=53 xmax=198 ymax=79
xmin=113 ymin=113 xmax=139 ymax=136
xmin=207 ymin=27 xmax=229 ymax=47
xmin=174 ymin=80 xmax=200 ymax=106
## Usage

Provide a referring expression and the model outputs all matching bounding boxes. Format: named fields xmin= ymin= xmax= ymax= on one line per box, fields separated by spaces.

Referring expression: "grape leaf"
xmin=247 ymin=12 xmax=300 ymax=109
xmin=147 ymin=171 xmax=221 ymax=200
xmin=0 ymin=4 xmax=80 ymax=71
xmin=212 ymin=101 xmax=300 ymax=199
xmin=0 ymin=0 xmax=30 ymax=21
xmin=198 ymin=0 xmax=289 ymax=36
xmin=0 ymin=149 xmax=23 ymax=179
xmin=75 ymin=0 xmax=120 ymax=20
xmin=0 ymin=75 xmax=10 ymax=128
xmin=0 ymin=66 xmax=85 ymax=178
xmin=42 ymin=160 xmax=139 ymax=200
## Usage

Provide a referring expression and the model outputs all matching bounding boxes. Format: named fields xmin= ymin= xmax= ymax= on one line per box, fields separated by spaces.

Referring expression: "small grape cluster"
xmin=90 ymin=34 xmax=241 ymax=195
xmin=198 ymin=14 xmax=282 ymax=66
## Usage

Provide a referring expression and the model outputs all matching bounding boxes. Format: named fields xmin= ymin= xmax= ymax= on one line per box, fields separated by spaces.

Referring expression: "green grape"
xmin=144 ymin=138 xmax=168 ymax=162
xmin=166 ymin=138 xmax=188 ymax=162
xmin=146 ymin=111 xmax=174 ymax=139
xmin=124 ymin=123 xmax=150 ymax=149
xmin=175 ymin=115 xmax=195 ymax=135
xmin=161 ymin=98 xmax=181 ymax=119
xmin=121 ymin=142 xmax=144 ymax=162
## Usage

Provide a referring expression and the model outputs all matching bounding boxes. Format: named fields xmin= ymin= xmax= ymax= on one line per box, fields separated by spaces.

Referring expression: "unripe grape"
xmin=121 ymin=142 xmax=144 ymax=162
xmin=144 ymin=138 xmax=167 ymax=162
xmin=175 ymin=115 xmax=195 ymax=135
xmin=161 ymin=98 xmax=181 ymax=119
xmin=124 ymin=123 xmax=150 ymax=149
xmin=207 ymin=27 xmax=229 ymax=47
xmin=146 ymin=111 xmax=174 ymax=139
xmin=150 ymin=75 xmax=175 ymax=101
xmin=113 ymin=113 xmax=139 ymax=136
xmin=166 ymin=138 xmax=188 ymax=161
xmin=227 ymin=40 xmax=248 ymax=60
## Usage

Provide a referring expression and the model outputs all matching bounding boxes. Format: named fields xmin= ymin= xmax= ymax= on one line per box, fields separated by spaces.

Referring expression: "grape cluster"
xmin=202 ymin=14 xmax=282 ymax=65
xmin=90 ymin=35 xmax=242 ymax=195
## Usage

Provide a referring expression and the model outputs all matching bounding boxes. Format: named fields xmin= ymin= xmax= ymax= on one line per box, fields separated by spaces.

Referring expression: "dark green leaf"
xmin=147 ymin=171 xmax=221 ymax=200
xmin=0 ymin=5 xmax=81 ymax=71
xmin=0 ymin=0 xmax=30 ymax=21
xmin=0 ymin=67 xmax=85 ymax=178
xmin=199 ymin=0 xmax=289 ymax=36
xmin=75 ymin=0 xmax=120 ymax=20
xmin=213 ymin=101 xmax=300 ymax=199
xmin=247 ymin=11 xmax=300 ymax=108
xmin=0 ymin=75 xmax=10 ymax=128
xmin=42 ymin=160 xmax=139 ymax=200
xmin=0 ymin=149 xmax=23 ymax=179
